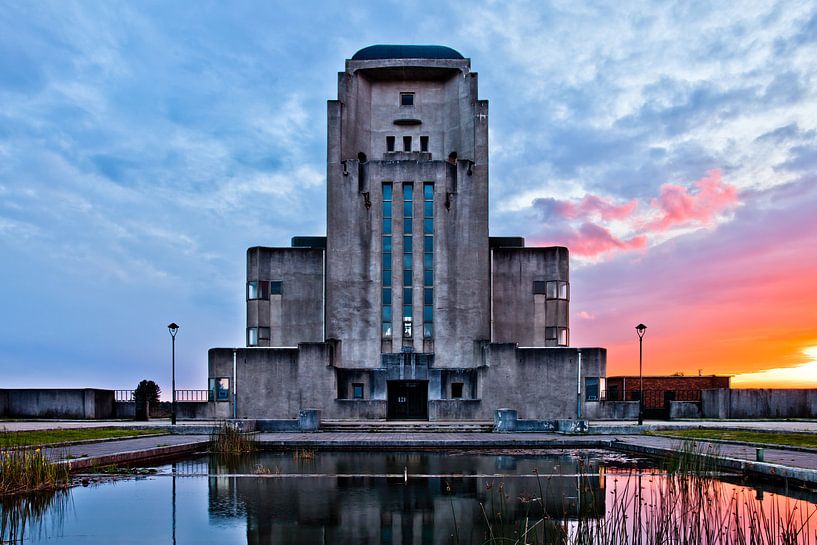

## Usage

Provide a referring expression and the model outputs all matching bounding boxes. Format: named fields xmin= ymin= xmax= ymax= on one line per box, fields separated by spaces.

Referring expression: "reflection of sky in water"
xmin=6 ymin=451 xmax=817 ymax=544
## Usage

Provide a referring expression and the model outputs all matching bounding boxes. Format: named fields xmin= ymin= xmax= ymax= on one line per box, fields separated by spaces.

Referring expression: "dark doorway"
xmin=387 ymin=380 xmax=428 ymax=420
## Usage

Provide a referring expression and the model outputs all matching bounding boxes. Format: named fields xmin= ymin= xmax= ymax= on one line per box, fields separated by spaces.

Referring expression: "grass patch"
xmin=0 ymin=448 xmax=71 ymax=496
xmin=0 ymin=427 xmax=163 ymax=448
xmin=645 ymin=428 xmax=817 ymax=449
xmin=209 ymin=423 xmax=256 ymax=455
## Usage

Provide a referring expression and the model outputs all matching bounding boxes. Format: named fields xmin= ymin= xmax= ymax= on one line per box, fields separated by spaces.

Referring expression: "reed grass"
xmin=209 ymin=422 xmax=256 ymax=455
xmin=1 ymin=432 xmax=71 ymax=497
xmin=474 ymin=441 xmax=817 ymax=545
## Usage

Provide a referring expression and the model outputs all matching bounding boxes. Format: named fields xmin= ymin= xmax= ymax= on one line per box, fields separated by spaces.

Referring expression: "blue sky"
xmin=2 ymin=1 xmax=816 ymax=393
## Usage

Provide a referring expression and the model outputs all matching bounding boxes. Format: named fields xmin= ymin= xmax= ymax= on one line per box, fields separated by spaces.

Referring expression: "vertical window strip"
xmin=403 ymin=182 xmax=413 ymax=338
xmin=423 ymin=182 xmax=434 ymax=338
xmin=382 ymin=183 xmax=393 ymax=338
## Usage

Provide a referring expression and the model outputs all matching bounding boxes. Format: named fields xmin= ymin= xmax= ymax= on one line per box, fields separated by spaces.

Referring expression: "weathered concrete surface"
xmin=702 ymin=388 xmax=817 ymax=419
xmin=584 ymin=400 xmax=639 ymax=420
xmin=669 ymin=400 xmax=702 ymax=419
xmin=43 ymin=435 xmax=209 ymax=470
xmin=0 ymin=389 xmax=115 ymax=419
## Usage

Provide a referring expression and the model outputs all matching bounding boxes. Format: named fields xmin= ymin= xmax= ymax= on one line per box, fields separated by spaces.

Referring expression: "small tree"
xmin=134 ymin=380 xmax=161 ymax=404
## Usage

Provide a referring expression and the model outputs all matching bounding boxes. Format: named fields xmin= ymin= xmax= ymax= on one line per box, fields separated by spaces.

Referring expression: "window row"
xmin=247 ymin=280 xmax=282 ymax=300
xmin=386 ymin=135 xmax=429 ymax=152
xmin=532 ymin=280 xmax=569 ymax=300
xmin=545 ymin=327 xmax=569 ymax=346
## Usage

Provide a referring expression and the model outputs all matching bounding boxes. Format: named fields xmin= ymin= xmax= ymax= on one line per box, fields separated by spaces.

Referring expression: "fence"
xmin=114 ymin=389 xmax=208 ymax=402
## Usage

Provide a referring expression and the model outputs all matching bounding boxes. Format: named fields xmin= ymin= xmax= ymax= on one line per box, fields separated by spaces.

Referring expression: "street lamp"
xmin=168 ymin=322 xmax=179 ymax=425
xmin=636 ymin=323 xmax=647 ymax=426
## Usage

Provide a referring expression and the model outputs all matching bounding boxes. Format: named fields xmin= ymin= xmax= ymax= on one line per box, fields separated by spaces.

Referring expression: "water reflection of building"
xmin=206 ymin=44 xmax=608 ymax=422
xmin=205 ymin=453 xmax=605 ymax=544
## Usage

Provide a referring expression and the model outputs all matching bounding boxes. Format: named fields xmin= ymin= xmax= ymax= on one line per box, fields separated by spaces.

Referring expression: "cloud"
xmin=644 ymin=170 xmax=739 ymax=231
xmin=531 ymin=170 xmax=739 ymax=258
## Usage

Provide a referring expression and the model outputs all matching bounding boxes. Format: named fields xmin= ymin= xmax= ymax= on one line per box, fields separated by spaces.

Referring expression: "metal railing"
xmin=114 ymin=389 xmax=208 ymax=402
xmin=175 ymin=390 xmax=208 ymax=402
xmin=115 ymin=390 xmax=134 ymax=402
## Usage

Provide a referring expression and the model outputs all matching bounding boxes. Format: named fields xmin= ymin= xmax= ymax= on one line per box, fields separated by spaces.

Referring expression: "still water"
xmin=3 ymin=450 xmax=817 ymax=544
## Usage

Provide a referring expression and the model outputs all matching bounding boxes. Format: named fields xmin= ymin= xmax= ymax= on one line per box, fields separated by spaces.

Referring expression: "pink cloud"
xmin=564 ymin=222 xmax=647 ymax=257
xmin=645 ymin=169 xmax=738 ymax=231
xmin=556 ymin=195 xmax=638 ymax=221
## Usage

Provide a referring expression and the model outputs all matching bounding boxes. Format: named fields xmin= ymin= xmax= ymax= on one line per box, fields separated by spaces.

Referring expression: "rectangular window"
xmin=451 ymin=382 xmax=464 ymax=399
xmin=423 ymin=253 xmax=433 ymax=270
xmin=386 ymin=136 xmax=395 ymax=152
xmin=423 ymin=201 xmax=433 ymax=218
xmin=420 ymin=135 xmax=428 ymax=152
xmin=247 ymin=327 xmax=270 ymax=347
xmin=423 ymin=288 xmax=433 ymax=305
xmin=383 ymin=183 xmax=393 ymax=201
xmin=383 ymin=288 xmax=392 ymax=305
xmin=383 ymin=271 xmax=392 ymax=286
xmin=403 ymin=183 xmax=413 ymax=200
xmin=423 ymin=269 xmax=433 ymax=286
xmin=546 ymin=327 xmax=569 ymax=346
xmin=546 ymin=280 xmax=569 ymax=300
xmin=209 ymin=377 xmax=230 ymax=402
xmin=402 ymin=253 xmax=412 ymax=268
xmin=403 ymin=287 xmax=413 ymax=303
xmin=403 ymin=304 xmax=412 ymax=318
xmin=423 ymin=219 xmax=433 ymax=234
xmin=403 ymin=236 xmax=412 ymax=252
xmin=383 ymin=236 xmax=392 ymax=252
xmin=423 ymin=322 xmax=433 ymax=339
xmin=383 ymin=201 xmax=392 ymax=218
xmin=400 ymin=92 xmax=414 ymax=106
xmin=383 ymin=253 xmax=392 ymax=269
xmin=383 ymin=219 xmax=392 ymax=234
xmin=585 ymin=377 xmax=600 ymax=401
xmin=533 ymin=281 xmax=547 ymax=295
xmin=403 ymin=136 xmax=412 ymax=152
xmin=383 ymin=305 xmax=392 ymax=322
xmin=403 ymin=218 xmax=413 ymax=233
xmin=382 ymin=322 xmax=393 ymax=338
xmin=352 ymin=383 xmax=364 ymax=400
xmin=247 ymin=280 xmax=270 ymax=300
xmin=403 ymin=270 xmax=413 ymax=285
xmin=423 ymin=305 xmax=433 ymax=322
xmin=403 ymin=316 xmax=412 ymax=338
xmin=269 ymin=281 xmax=282 ymax=295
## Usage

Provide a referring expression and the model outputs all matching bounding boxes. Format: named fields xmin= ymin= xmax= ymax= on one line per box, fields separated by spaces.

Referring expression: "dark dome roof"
xmin=352 ymin=45 xmax=464 ymax=61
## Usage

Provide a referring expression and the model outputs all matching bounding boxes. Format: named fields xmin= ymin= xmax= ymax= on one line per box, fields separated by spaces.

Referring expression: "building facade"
xmin=207 ymin=45 xmax=607 ymax=421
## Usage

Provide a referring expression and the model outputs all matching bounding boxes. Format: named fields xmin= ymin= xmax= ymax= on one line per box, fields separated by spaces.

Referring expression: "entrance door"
xmin=387 ymin=380 xmax=428 ymax=420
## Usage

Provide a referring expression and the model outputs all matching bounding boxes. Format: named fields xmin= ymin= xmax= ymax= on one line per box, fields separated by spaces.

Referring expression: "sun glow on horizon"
xmin=731 ymin=346 xmax=817 ymax=388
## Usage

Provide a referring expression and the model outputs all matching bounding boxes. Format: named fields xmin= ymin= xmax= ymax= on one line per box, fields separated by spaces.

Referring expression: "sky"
xmin=1 ymin=1 xmax=816 ymax=393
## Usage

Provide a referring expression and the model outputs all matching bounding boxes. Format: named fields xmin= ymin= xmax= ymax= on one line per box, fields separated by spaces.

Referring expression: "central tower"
xmin=326 ymin=45 xmax=489 ymax=371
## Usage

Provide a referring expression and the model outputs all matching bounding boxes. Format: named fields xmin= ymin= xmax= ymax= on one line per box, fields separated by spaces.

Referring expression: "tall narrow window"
xmin=423 ymin=182 xmax=434 ymax=338
xmin=420 ymin=135 xmax=429 ymax=152
xmin=382 ymin=183 xmax=393 ymax=338
xmin=403 ymin=182 xmax=413 ymax=338
xmin=403 ymin=136 xmax=412 ymax=152
xmin=386 ymin=136 xmax=395 ymax=152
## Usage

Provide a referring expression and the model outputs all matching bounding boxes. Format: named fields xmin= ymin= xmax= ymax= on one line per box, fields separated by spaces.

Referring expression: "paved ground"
xmin=42 ymin=434 xmax=208 ymax=470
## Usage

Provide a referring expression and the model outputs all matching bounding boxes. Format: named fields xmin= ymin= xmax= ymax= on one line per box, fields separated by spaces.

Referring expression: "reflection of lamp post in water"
xmin=636 ymin=323 xmax=647 ymax=426
xmin=168 ymin=323 xmax=179 ymax=425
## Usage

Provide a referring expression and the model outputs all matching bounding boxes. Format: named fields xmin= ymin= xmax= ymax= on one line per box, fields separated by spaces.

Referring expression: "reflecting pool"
xmin=2 ymin=450 xmax=816 ymax=544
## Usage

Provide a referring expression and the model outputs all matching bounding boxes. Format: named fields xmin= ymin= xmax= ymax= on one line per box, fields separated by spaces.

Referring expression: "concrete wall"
xmin=479 ymin=345 xmax=606 ymax=420
xmin=583 ymin=401 xmax=639 ymax=420
xmin=247 ymin=247 xmax=324 ymax=347
xmin=491 ymin=247 xmax=569 ymax=347
xmin=701 ymin=388 xmax=817 ymax=419
xmin=0 ymin=389 xmax=114 ymax=419
xmin=669 ymin=400 xmax=702 ymax=419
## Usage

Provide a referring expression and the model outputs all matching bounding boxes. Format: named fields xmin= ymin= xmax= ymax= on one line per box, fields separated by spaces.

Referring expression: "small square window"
xmin=420 ymin=135 xmax=428 ymax=152
xmin=386 ymin=136 xmax=395 ymax=152
xmin=400 ymin=92 xmax=414 ymax=106
xmin=352 ymin=383 xmax=364 ymax=400
xmin=533 ymin=281 xmax=547 ymax=295
xmin=451 ymin=382 xmax=464 ymax=399
xmin=546 ymin=280 xmax=569 ymax=300
xmin=209 ymin=378 xmax=230 ymax=402
xmin=403 ymin=136 xmax=412 ymax=152
xmin=269 ymin=281 xmax=282 ymax=295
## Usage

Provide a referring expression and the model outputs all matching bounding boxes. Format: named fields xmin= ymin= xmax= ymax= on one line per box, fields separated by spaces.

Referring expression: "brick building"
xmin=606 ymin=375 xmax=731 ymax=417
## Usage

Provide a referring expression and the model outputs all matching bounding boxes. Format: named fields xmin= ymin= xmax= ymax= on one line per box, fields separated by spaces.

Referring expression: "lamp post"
xmin=168 ymin=322 xmax=179 ymax=425
xmin=636 ymin=323 xmax=647 ymax=426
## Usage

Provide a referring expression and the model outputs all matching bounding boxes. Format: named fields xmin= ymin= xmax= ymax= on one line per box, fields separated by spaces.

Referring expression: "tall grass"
xmin=473 ymin=441 xmax=817 ymax=545
xmin=1 ymin=431 xmax=71 ymax=496
xmin=209 ymin=422 xmax=256 ymax=455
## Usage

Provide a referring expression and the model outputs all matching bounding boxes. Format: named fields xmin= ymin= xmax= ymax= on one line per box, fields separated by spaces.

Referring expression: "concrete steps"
xmin=320 ymin=420 xmax=493 ymax=433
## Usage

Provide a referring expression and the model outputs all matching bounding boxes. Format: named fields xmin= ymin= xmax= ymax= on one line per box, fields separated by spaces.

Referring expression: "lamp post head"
xmin=167 ymin=322 xmax=179 ymax=338
xmin=635 ymin=323 xmax=647 ymax=338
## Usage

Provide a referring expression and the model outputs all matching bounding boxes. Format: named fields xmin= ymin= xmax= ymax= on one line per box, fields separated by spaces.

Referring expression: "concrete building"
xmin=207 ymin=45 xmax=607 ymax=421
